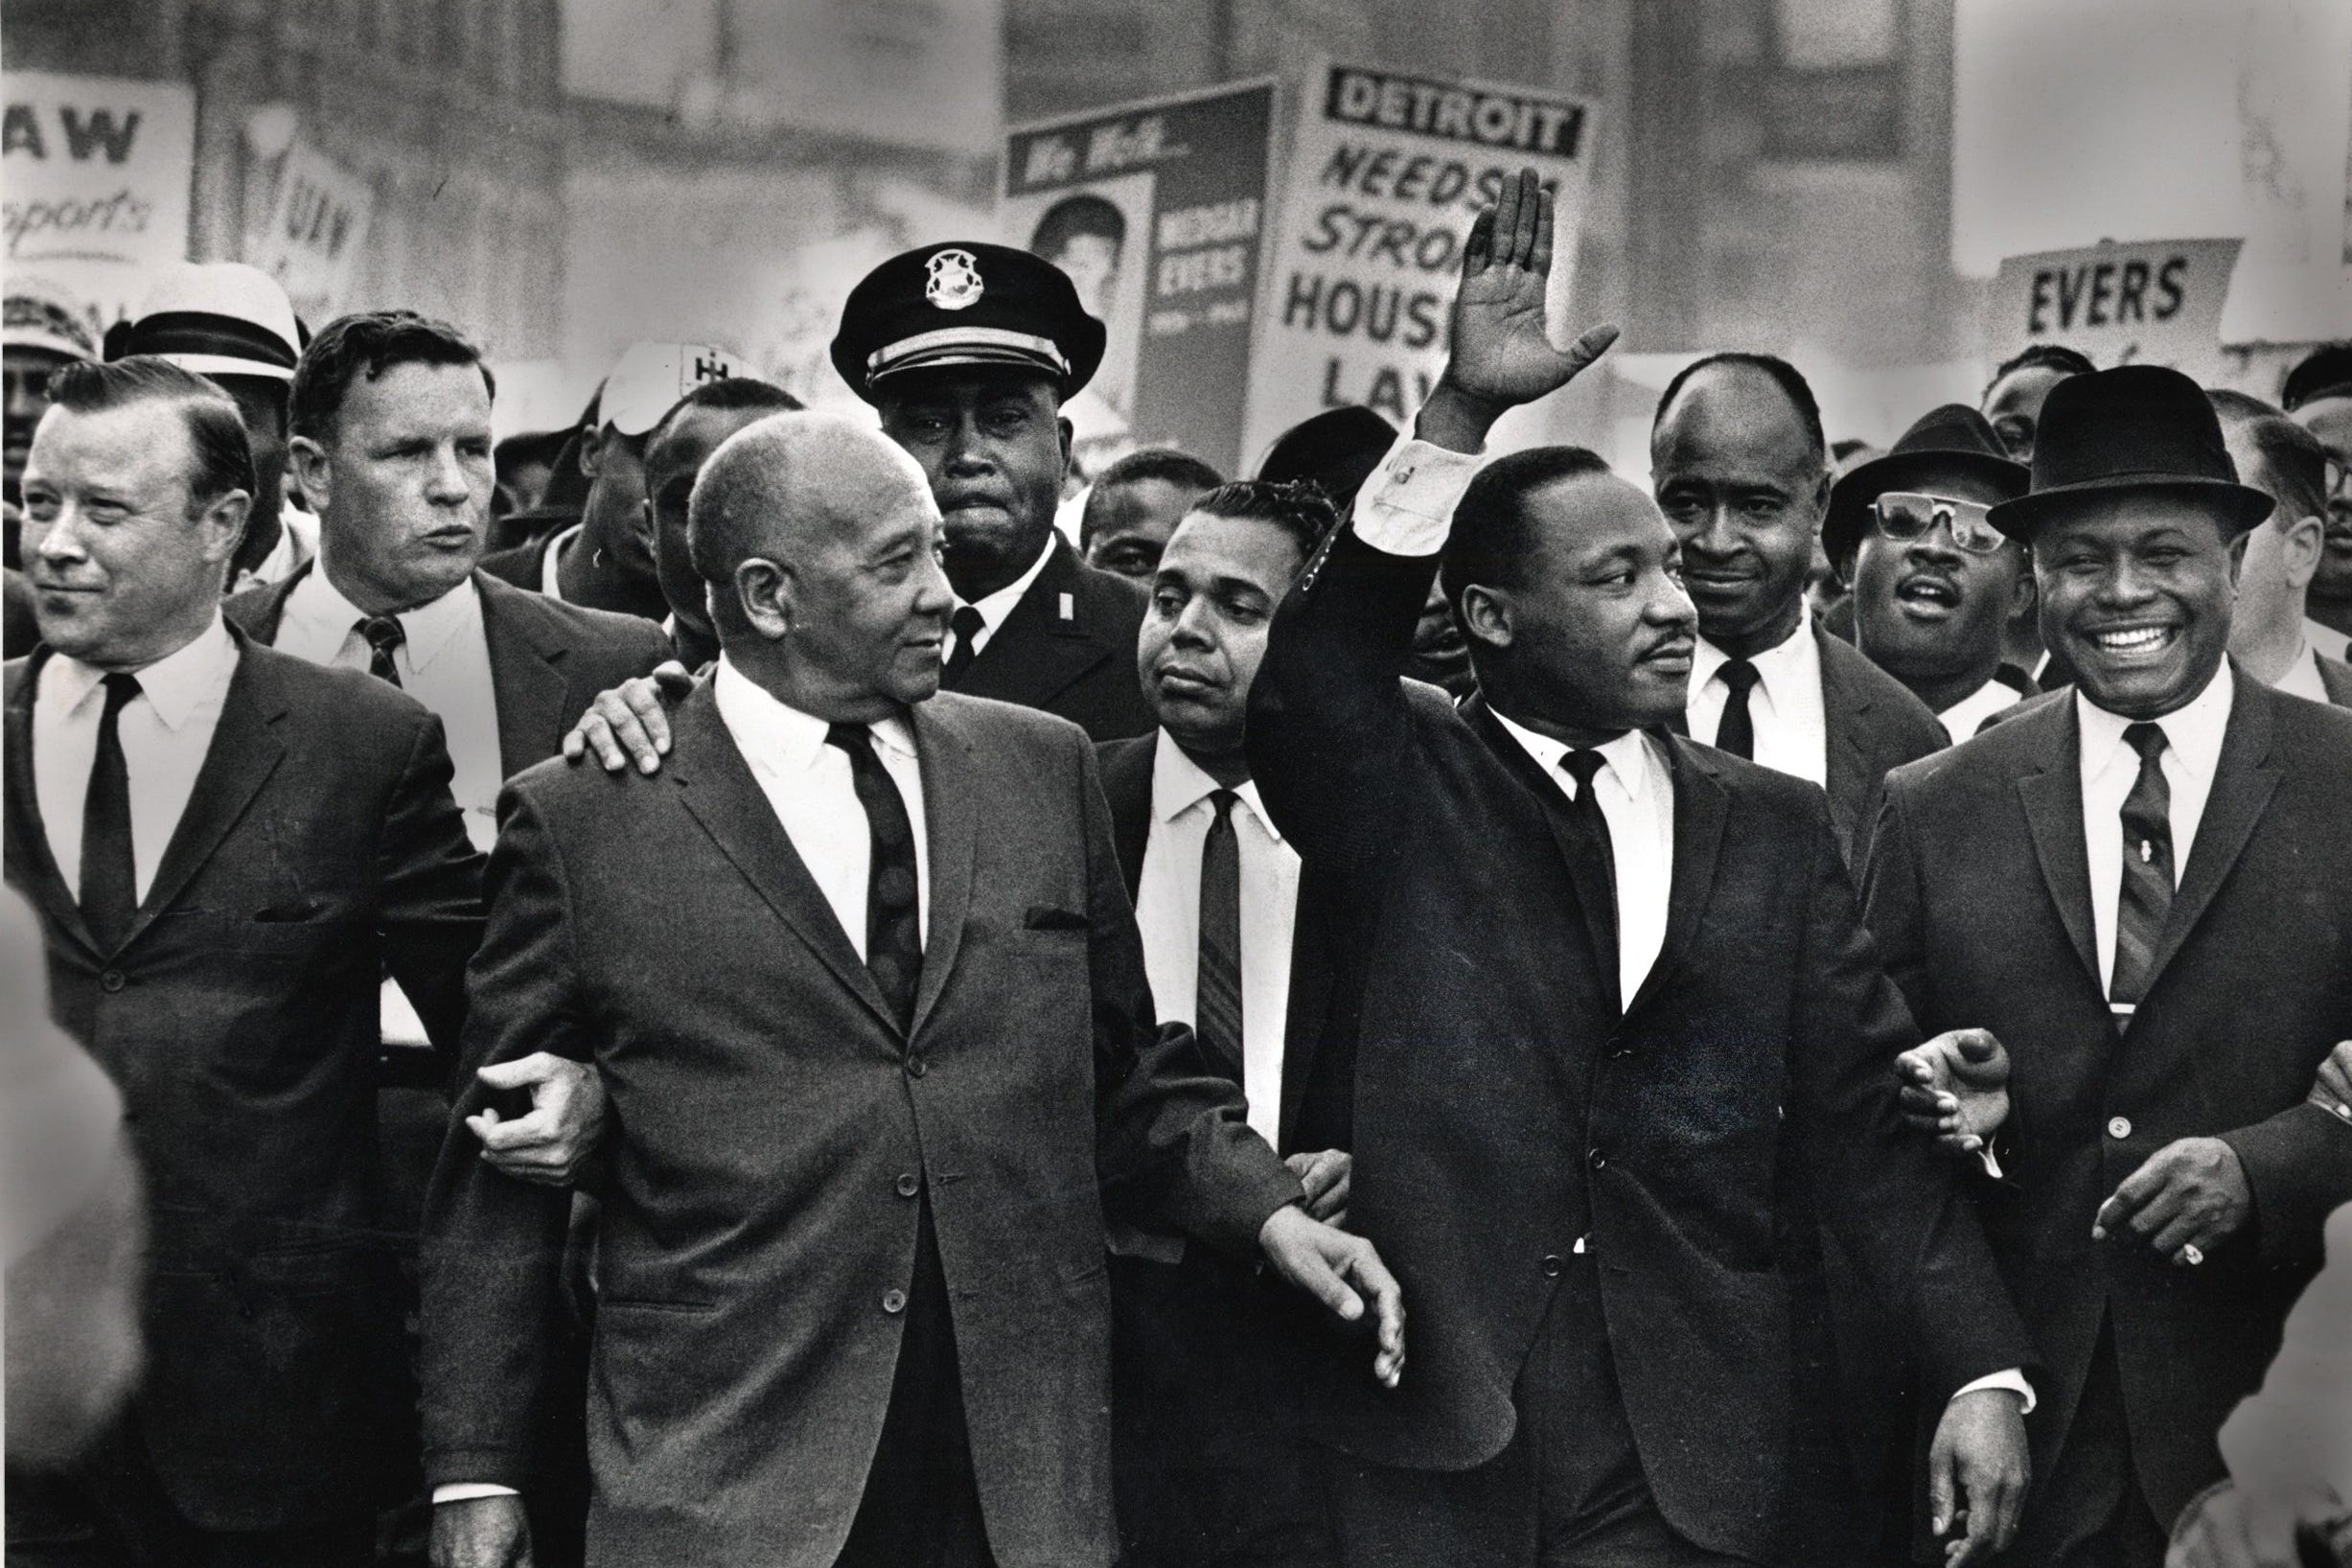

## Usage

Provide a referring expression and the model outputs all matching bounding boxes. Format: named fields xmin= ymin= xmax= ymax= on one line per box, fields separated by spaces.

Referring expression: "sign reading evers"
xmin=1243 ymin=62 xmax=1596 ymax=464
xmin=1988 ymin=239 xmax=2243 ymax=376
xmin=2 ymin=72 xmax=196 ymax=327
xmin=250 ymin=141 xmax=376 ymax=324
xmin=1003 ymin=81 xmax=1277 ymax=477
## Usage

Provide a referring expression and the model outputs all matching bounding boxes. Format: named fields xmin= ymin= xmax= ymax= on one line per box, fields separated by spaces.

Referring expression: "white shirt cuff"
xmin=1974 ymin=1144 xmax=2004 ymax=1180
xmin=433 ymin=1483 xmax=521 ymax=1504
xmin=1349 ymin=432 xmax=1487 ymax=558
xmin=1951 ymin=1369 xmax=2035 ymax=1415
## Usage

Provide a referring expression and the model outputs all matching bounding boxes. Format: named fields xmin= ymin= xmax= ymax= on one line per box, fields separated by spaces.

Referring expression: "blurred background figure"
xmin=2281 ymin=345 xmax=2352 ymax=649
xmin=1079 ymin=447 xmax=1224 ymax=582
xmin=2209 ymin=390 xmax=2352 ymax=704
xmin=4 ymin=286 xmax=100 ymax=657
xmin=1980 ymin=345 xmax=2094 ymax=683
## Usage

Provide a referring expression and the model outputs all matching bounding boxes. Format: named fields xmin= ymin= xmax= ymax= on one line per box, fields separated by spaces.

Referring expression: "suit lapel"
xmin=3 ymin=651 xmax=99 ymax=955
xmin=2013 ymin=697 xmax=2103 ymax=994
xmin=1096 ymin=735 xmax=1156 ymax=898
xmin=220 ymin=563 xmax=302 ymax=645
xmin=1462 ymin=697 xmax=1620 ymax=1010
xmin=959 ymin=540 xmax=1115 ymax=708
xmin=125 ymin=634 xmax=288 ymax=950
xmin=2138 ymin=673 xmax=2281 ymax=993
xmin=667 ymin=688 xmax=900 ymax=1036
xmin=906 ymin=701 xmax=977 ymax=1041
xmin=1625 ymin=734 xmax=1727 ymax=1019
xmin=475 ymin=573 xmax=570 ymax=776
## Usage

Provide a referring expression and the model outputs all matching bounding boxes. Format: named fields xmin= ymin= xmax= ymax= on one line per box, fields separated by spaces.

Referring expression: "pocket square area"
xmin=1023 ymin=905 xmax=1088 ymax=932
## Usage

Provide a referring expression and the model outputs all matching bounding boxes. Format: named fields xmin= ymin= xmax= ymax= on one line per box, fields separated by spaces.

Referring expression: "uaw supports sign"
xmin=1988 ymin=239 xmax=2243 ymax=378
xmin=251 ymin=142 xmax=375 ymax=324
xmin=2 ymin=72 xmax=196 ymax=326
xmin=1243 ymin=63 xmax=1596 ymax=463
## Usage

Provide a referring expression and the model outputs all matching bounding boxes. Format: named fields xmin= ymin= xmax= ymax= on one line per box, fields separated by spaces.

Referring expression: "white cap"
xmin=124 ymin=263 xmax=301 ymax=381
xmin=3 ymin=278 xmax=101 ymax=363
xmin=598 ymin=341 xmax=750 ymax=436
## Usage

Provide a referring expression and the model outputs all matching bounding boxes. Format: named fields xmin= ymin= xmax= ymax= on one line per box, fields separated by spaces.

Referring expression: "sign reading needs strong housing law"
xmin=1987 ymin=238 xmax=2244 ymax=377
xmin=1243 ymin=62 xmax=1597 ymax=466
xmin=2 ymin=71 xmax=196 ymax=329
xmin=1003 ymin=80 xmax=1277 ymax=479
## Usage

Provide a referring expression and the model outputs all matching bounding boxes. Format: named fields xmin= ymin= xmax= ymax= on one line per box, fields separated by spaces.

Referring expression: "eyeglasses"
xmin=1871 ymin=492 xmax=2009 ymax=556
xmin=2326 ymin=456 xmax=2349 ymax=500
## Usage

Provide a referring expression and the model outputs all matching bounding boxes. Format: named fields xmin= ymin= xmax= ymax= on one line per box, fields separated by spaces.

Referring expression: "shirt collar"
xmin=1149 ymin=727 xmax=1280 ymax=842
xmin=286 ymin=556 xmax=478 ymax=671
xmin=711 ymin=656 xmax=917 ymax=774
xmin=2276 ymin=640 xmax=2327 ymax=703
xmin=961 ymin=532 xmax=1057 ymax=629
xmin=1487 ymin=705 xmax=1659 ymax=805
xmin=45 ymin=611 xmax=239 ymax=731
xmin=2076 ymin=659 xmax=2235 ymax=783
xmin=1692 ymin=604 xmax=1814 ymax=701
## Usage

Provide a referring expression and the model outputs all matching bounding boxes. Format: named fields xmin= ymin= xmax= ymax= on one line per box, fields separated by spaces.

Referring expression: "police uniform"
xmin=832 ymin=244 xmax=1156 ymax=742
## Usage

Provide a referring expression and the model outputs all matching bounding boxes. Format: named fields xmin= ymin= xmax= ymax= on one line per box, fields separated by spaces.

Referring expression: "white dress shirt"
xmin=711 ymin=657 xmax=929 ymax=956
xmin=276 ymin=563 xmax=505 ymax=853
xmin=1487 ymin=712 xmax=1672 ymax=1009
xmin=33 ymin=612 xmax=241 ymax=903
xmin=950 ymin=531 xmax=1058 ymax=664
xmin=1689 ymin=614 xmax=1829 ymax=787
xmin=1132 ymin=731 xmax=1299 ymax=1144
xmin=2077 ymin=662 xmax=2233 ymax=1004
xmin=2276 ymin=638 xmax=2329 ymax=703
xmin=1937 ymin=677 xmax=2021 ymax=744
xmin=534 ymin=523 xmax=583 ymax=601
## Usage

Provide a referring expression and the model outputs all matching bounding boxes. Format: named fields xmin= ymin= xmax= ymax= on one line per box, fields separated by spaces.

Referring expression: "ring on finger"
xmin=2179 ymin=1242 xmax=2204 ymax=1266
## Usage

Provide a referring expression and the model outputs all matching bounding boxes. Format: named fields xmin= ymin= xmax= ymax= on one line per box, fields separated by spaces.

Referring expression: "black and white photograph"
xmin=3 ymin=2 xmax=2351 ymax=1566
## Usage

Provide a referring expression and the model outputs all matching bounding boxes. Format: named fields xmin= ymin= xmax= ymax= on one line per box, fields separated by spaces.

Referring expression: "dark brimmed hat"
xmin=1256 ymin=405 xmax=1398 ymax=510
xmin=1824 ymin=404 xmax=2028 ymax=565
xmin=1986 ymin=364 xmax=2273 ymax=542
xmin=831 ymin=242 xmax=1104 ymax=404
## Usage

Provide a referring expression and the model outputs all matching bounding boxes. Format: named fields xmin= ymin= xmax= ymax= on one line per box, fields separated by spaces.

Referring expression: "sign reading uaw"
xmin=2 ymin=72 xmax=196 ymax=327
xmin=1243 ymin=62 xmax=1596 ymax=464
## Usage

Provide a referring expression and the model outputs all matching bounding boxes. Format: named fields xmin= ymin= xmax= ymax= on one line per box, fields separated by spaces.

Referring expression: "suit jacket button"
xmin=100 ymin=971 xmax=126 ymax=993
xmin=905 ymin=1055 xmax=927 ymax=1078
xmin=2107 ymin=1117 xmax=2133 ymax=1140
xmin=1540 ymin=1255 xmax=1563 ymax=1278
xmin=896 ymin=1173 xmax=920 ymax=1198
xmin=882 ymin=1288 xmax=909 ymax=1314
xmin=1586 ymin=1147 xmax=1607 ymax=1170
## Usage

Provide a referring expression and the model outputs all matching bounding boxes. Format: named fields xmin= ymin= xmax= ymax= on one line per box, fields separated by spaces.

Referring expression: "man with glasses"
xmin=2281 ymin=343 xmax=2352 ymax=650
xmin=1829 ymin=405 xmax=2037 ymax=742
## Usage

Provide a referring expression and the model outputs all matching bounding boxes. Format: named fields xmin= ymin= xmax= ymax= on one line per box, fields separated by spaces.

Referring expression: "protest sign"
xmin=1987 ymin=239 xmax=2243 ymax=376
xmin=1003 ymin=80 xmax=1277 ymax=477
xmin=2 ymin=71 xmax=196 ymax=327
xmin=250 ymin=140 xmax=375 ymax=323
xmin=1243 ymin=61 xmax=1597 ymax=465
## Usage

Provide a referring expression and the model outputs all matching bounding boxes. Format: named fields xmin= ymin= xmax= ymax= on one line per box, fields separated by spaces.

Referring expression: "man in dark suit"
xmin=4 ymin=357 xmax=482 ymax=1565
xmin=1095 ymin=481 xmax=1349 ymax=1568
xmin=1650 ymin=352 xmax=1949 ymax=865
xmin=421 ymin=410 xmax=1400 ymax=1568
xmin=1867 ymin=366 xmax=2352 ymax=1568
xmin=1251 ymin=172 xmax=2034 ymax=1568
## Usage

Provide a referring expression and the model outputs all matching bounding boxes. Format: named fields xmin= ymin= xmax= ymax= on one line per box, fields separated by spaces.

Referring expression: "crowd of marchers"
xmin=5 ymin=169 xmax=2352 ymax=1568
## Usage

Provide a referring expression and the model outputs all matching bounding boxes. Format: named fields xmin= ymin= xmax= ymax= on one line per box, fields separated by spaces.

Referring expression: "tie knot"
xmin=99 ymin=672 xmax=141 ymax=712
xmin=357 ymin=614 xmax=405 ymax=657
xmin=2123 ymin=721 xmax=2168 ymax=764
xmin=1718 ymin=657 xmax=1761 ymax=696
xmin=1207 ymin=788 xmax=1237 ymax=822
xmin=951 ymin=605 xmax=985 ymax=639
xmin=824 ymin=721 xmax=875 ymax=759
xmin=1559 ymin=748 xmax=1608 ymax=793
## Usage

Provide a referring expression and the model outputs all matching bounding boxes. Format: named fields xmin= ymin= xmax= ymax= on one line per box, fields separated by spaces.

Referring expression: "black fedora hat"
xmin=1985 ymin=364 xmax=2272 ymax=542
xmin=1824 ymin=404 xmax=2028 ymax=566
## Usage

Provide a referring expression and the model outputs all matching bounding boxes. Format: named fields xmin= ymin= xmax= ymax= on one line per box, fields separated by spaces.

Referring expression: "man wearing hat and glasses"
xmin=107 ymin=264 xmax=317 ymax=595
xmin=1829 ymin=404 xmax=2039 ymax=742
xmin=1862 ymin=365 xmax=2352 ymax=1568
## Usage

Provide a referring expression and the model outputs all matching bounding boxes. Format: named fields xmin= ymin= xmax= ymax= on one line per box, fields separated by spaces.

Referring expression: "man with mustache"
xmin=1650 ymin=353 xmax=1948 ymax=865
xmin=1252 ymin=171 xmax=2034 ymax=1568
xmin=1867 ymin=366 xmax=2352 ymax=1568
xmin=1829 ymin=405 xmax=2038 ymax=742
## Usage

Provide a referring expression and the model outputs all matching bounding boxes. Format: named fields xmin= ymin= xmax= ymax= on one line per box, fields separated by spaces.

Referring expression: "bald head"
xmin=688 ymin=410 xmax=954 ymax=720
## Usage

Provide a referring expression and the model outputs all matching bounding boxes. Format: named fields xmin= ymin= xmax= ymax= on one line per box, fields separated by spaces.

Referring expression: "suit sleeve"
xmin=1790 ymin=790 xmax=2036 ymax=1401
xmin=2220 ymin=1101 xmax=2352 ymax=1268
xmin=377 ymin=711 xmax=489 ymax=1073
xmin=417 ymin=784 xmax=591 ymax=1492
xmin=1856 ymin=777 xmax=1933 ymax=1026
xmin=1078 ymin=731 xmax=1303 ymax=1257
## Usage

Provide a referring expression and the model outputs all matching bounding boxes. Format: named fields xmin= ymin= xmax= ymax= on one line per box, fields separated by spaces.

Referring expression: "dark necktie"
xmin=826 ymin=723 xmax=923 ymax=1031
xmin=1713 ymin=657 xmax=1761 ymax=759
xmin=2109 ymin=721 xmax=2173 ymax=1006
xmin=1194 ymin=790 xmax=1245 ymax=1083
xmin=357 ymin=615 xmax=405 ymax=686
xmin=80 ymin=673 xmax=142 ymax=951
xmin=940 ymin=605 xmax=986 ymax=688
xmin=1558 ymin=749 xmax=1620 ymax=988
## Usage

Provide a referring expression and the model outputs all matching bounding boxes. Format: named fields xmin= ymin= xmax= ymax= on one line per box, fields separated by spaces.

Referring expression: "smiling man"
xmin=1862 ymin=365 xmax=2352 ymax=1568
xmin=1649 ymin=353 xmax=1948 ymax=865
xmin=1829 ymin=404 xmax=2037 ymax=741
